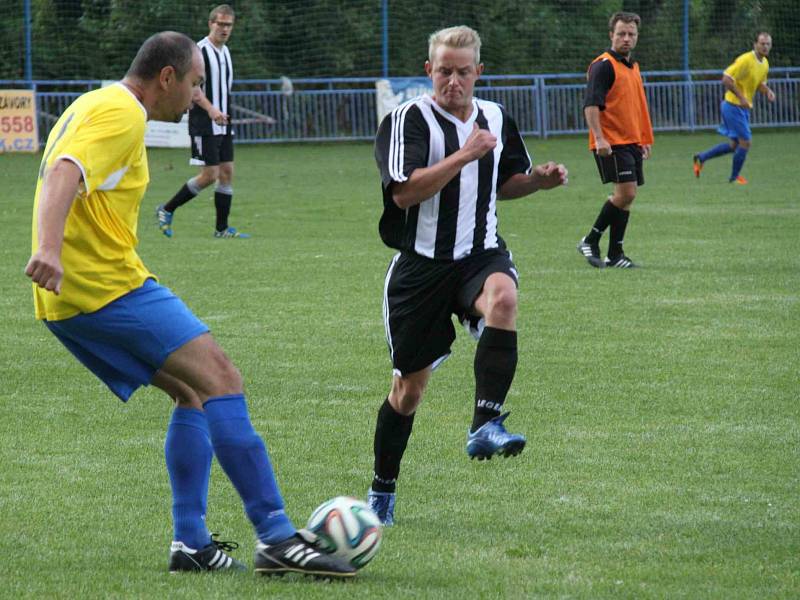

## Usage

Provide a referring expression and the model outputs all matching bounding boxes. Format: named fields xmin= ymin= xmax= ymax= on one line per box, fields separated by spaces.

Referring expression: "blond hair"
xmin=428 ymin=26 xmax=481 ymax=64
xmin=209 ymin=4 xmax=235 ymax=22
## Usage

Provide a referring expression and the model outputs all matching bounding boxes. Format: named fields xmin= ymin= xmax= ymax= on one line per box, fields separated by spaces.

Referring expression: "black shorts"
xmin=593 ymin=143 xmax=644 ymax=185
xmin=190 ymin=134 xmax=234 ymax=166
xmin=383 ymin=249 xmax=519 ymax=376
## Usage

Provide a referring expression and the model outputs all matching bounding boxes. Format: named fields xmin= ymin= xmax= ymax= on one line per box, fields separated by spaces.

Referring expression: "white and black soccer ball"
xmin=304 ymin=496 xmax=382 ymax=569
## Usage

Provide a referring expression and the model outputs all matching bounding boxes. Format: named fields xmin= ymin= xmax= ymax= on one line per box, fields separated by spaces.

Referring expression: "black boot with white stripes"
xmin=605 ymin=254 xmax=638 ymax=268
xmin=577 ymin=237 xmax=605 ymax=268
xmin=168 ymin=534 xmax=247 ymax=572
xmin=254 ymin=533 xmax=356 ymax=579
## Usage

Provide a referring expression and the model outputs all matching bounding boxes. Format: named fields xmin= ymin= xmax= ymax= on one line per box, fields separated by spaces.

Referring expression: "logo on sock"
xmin=477 ymin=399 xmax=503 ymax=412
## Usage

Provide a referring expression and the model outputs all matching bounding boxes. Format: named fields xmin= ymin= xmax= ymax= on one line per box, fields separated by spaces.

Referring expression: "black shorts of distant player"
xmin=593 ymin=143 xmax=644 ymax=185
xmin=190 ymin=133 xmax=234 ymax=166
xmin=383 ymin=248 xmax=519 ymax=377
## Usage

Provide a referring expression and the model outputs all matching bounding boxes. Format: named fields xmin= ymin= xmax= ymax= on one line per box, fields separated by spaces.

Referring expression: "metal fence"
xmin=3 ymin=68 xmax=798 ymax=145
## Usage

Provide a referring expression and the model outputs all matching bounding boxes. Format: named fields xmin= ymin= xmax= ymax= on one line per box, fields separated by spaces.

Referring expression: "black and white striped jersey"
xmin=188 ymin=37 xmax=233 ymax=136
xmin=375 ymin=94 xmax=532 ymax=261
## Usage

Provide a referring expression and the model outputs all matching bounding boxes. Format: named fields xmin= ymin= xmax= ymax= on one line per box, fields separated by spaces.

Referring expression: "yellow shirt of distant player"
xmin=32 ymin=83 xmax=154 ymax=321
xmin=724 ymin=50 xmax=769 ymax=107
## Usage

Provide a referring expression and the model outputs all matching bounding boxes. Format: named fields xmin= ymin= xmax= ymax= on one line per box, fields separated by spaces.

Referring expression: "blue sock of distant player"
xmin=697 ymin=142 xmax=733 ymax=163
xmin=165 ymin=407 xmax=212 ymax=549
xmin=730 ymin=146 xmax=749 ymax=180
xmin=204 ymin=394 xmax=296 ymax=544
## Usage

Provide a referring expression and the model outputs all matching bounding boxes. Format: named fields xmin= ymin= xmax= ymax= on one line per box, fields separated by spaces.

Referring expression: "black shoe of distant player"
xmin=169 ymin=534 xmax=247 ymax=573
xmin=577 ymin=237 xmax=605 ymax=268
xmin=605 ymin=254 xmax=638 ymax=268
xmin=254 ymin=534 xmax=356 ymax=579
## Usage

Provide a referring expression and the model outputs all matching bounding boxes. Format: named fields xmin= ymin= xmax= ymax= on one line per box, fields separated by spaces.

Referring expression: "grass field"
xmin=1 ymin=130 xmax=798 ymax=599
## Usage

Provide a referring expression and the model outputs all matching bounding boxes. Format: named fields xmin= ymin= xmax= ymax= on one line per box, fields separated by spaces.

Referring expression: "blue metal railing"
xmin=2 ymin=68 xmax=798 ymax=144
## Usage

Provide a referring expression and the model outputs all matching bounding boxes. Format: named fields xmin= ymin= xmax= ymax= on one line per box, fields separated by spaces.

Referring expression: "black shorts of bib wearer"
xmin=593 ymin=143 xmax=644 ymax=185
xmin=382 ymin=248 xmax=519 ymax=377
xmin=190 ymin=133 xmax=234 ymax=166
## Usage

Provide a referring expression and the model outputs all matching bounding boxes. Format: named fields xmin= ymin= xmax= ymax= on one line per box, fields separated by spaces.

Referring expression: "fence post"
xmin=682 ymin=0 xmax=697 ymax=131
xmin=381 ymin=0 xmax=389 ymax=78
xmin=537 ymin=77 xmax=547 ymax=139
xmin=24 ymin=0 xmax=33 ymax=84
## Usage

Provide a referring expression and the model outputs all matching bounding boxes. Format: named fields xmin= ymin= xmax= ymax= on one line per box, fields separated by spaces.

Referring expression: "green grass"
xmin=1 ymin=131 xmax=798 ymax=598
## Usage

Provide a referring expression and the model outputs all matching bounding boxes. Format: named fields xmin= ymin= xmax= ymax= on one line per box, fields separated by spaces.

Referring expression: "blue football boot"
xmin=366 ymin=489 xmax=395 ymax=526
xmin=214 ymin=226 xmax=250 ymax=239
xmin=156 ymin=204 xmax=173 ymax=238
xmin=466 ymin=412 xmax=526 ymax=460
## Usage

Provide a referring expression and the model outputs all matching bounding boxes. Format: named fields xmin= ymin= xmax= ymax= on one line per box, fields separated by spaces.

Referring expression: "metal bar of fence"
xmin=5 ymin=72 xmax=798 ymax=144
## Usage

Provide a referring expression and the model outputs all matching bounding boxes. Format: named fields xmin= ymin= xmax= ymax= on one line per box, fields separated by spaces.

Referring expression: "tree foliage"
xmin=2 ymin=0 xmax=797 ymax=81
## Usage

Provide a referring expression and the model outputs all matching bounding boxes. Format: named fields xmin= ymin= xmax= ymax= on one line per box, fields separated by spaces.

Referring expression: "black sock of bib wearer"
xmin=471 ymin=327 xmax=518 ymax=433
xmin=585 ymin=199 xmax=617 ymax=245
xmin=371 ymin=398 xmax=415 ymax=494
xmin=608 ymin=206 xmax=630 ymax=260
xmin=164 ymin=183 xmax=197 ymax=213
xmin=214 ymin=191 xmax=232 ymax=232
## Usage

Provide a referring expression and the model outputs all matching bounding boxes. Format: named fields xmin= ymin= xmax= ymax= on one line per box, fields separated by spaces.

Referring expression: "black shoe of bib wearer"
xmin=577 ymin=237 xmax=605 ymax=268
xmin=605 ymin=255 xmax=638 ymax=269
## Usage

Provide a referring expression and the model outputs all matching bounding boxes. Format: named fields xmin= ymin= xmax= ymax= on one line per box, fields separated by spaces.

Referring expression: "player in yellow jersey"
xmin=693 ymin=32 xmax=776 ymax=184
xmin=25 ymin=31 xmax=353 ymax=578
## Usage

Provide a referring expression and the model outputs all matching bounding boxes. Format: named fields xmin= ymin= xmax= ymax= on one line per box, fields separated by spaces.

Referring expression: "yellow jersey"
xmin=32 ymin=83 xmax=154 ymax=321
xmin=724 ymin=50 xmax=769 ymax=106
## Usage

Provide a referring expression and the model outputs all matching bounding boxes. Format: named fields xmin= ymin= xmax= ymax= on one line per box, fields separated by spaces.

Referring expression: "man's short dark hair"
xmin=755 ymin=31 xmax=771 ymax=42
xmin=126 ymin=31 xmax=196 ymax=81
xmin=609 ymin=11 xmax=641 ymax=32
xmin=210 ymin=4 xmax=235 ymax=22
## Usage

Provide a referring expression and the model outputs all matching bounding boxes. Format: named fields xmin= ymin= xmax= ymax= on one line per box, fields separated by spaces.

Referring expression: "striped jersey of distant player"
xmin=189 ymin=36 xmax=233 ymax=136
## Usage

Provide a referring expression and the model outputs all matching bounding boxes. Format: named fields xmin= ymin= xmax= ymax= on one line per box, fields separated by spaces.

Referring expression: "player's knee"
xmin=174 ymin=395 xmax=203 ymax=410
xmin=739 ymin=139 xmax=751 ymax=150
xmin=198 ymin=168 xmax=219 ymax=186
xmin=219 ymin=164 xmax=234 ymax=183
xmin=487 ymin=288 xmax=517 ymax=323
xmin=205 ymin=350 xmax=243 ymax=396
xmin=390 ymin=379 xmax=424 ymax=415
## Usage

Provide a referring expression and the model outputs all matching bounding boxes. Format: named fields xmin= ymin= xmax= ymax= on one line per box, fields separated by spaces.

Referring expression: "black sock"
xmin=585 ymin=199 xmax=616 ymax=245
xmin=371 ymin=398 xmax=415 ymax=493
xmin=214 ymin=191 xmax=232 ymax=232
xmin=164 ymin=184 xmax=197 ymax=213
xmin=608 ymin=206 xmax=630 ymax=259
xmin=471 ymin=327 xmax=518 ymax=433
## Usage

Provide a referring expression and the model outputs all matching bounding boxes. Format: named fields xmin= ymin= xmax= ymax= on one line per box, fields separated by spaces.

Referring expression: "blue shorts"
xmin=718 ymin=100 xmax=751 ymax=141
xmin=44 ymin=278 xmax=209 ymax=401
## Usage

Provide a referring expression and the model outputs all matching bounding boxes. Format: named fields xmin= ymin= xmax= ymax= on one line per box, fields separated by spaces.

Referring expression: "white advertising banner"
xmin=375 ymin=78 xmax=433 ymax=123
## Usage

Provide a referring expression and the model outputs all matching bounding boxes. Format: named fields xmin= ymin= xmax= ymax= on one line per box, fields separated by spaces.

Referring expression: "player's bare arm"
xmin=25 ymin=159 xmax=82 ymax=295
xmin=392 ymin=122 xmax=496 ymax=209
xmin=759 ymin=82 xmax=776 ymax=102
xmin=192 ymin=86 xmax=228 ymax=124
xmin=499 ymin=162 xmax=569 ymax=199
xmin=722 ymin=74 xmax=751 ymax=108
xmin=585 ymin=106 xmax=611 ymax=156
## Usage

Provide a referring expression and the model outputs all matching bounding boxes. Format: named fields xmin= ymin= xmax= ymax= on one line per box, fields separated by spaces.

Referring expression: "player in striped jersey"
xmin=367 ymin=26 xmax=568 ymax=525
xmin=158 ymin=4 xmax=249 ymax=239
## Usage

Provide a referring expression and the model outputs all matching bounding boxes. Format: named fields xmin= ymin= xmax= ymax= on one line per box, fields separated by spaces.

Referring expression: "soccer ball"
xmin=304 ymin=496 xmax=382 ymax=569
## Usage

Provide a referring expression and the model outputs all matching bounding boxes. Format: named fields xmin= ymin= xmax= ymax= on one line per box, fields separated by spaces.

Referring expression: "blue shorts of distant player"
xmin=44 ymin=278 xmax=209 ymax=401
xmin=718 ymin=100 xmax=751 ymax=142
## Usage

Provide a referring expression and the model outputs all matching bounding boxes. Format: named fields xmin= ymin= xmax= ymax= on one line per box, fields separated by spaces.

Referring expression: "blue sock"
xmin=731 ymin=147 xmax=748 ymax=180
xmin=165 ymin=407 xmax=212 ymax=549
xmin=698 ymin=142 xmax=733 ymax=163
xmin=204 ymin=394 xmax=296 ymax=544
